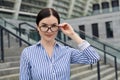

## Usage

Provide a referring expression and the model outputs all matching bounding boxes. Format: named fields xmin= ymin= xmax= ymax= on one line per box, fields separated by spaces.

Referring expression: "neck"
xmin=40 ymin=39 xmax=56 ymax=47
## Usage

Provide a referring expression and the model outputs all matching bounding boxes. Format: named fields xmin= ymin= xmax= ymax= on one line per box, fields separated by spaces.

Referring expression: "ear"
xmin=36 ymin=27 xmax=39 ymax=31
xmin=36 ymin=25 xmax=39 ymax=32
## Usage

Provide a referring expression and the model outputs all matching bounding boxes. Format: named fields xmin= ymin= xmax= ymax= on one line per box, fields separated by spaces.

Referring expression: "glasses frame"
xmin=38 ymin=25 xmax=59 ymax=32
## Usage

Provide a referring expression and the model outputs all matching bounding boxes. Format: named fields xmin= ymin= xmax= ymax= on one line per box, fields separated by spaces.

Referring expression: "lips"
xmin=45 ymin=34 xmax=53 ymax=37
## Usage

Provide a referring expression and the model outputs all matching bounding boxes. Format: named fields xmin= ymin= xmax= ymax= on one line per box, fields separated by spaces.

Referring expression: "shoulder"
xmin=21 ymin=44 xmax=38 ymax=56
xmin=23 ymin=44 xmax=37 ymax=51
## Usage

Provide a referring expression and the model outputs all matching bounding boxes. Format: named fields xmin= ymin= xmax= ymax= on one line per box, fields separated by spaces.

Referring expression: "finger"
xmin=59 ymin=23 xmax=68 ymax=27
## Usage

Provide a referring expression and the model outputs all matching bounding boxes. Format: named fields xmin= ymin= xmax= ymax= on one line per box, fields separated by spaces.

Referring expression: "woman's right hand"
xmin=59 ymin=23 xmax=84 ymax=44
xmin=59 ymin=23 xmax=75 ymax=37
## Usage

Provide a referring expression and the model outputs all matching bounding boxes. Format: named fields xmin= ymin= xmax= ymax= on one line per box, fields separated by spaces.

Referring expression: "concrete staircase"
xmin=0 ymin=32 xmax=25 ymax=80
xmin=71 ymin=63 xmax=120 ymax=80
xmin=0 ymin=56 xmax=19 ymax=80
xmin=0 ymin=29 xmax=120 ymax=80
xmin=0 ymin=57 xmax=120 ymax=80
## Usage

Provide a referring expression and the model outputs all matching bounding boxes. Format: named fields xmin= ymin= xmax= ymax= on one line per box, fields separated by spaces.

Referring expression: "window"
xmin=79 ymin=25 xmax=85 ymax=39
xmin=105 ymin=21 xmax=114 ymax=38
xmin=92 ymin=4 xmax=100 ymax=14
xmin=102 ymin=2 xmax=109 ymax=13
xmin=111 ymin=0 xmax=119 ymax=11
xmin=91 ymin=23 xmax=99 ymax=39
xmin=93 ymin=4 xmax=100 ymax=10
xmin=102 ymin=2 xmax=109 ymax=9
xmin=111 ymin=0 xmax=119 ymax=7
xmin=0 ymin=0 xmax=4 ymax=6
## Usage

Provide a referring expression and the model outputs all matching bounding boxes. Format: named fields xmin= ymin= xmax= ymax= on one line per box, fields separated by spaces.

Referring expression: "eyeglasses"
xmin=39 ymin=24 xmax=59 ymax=32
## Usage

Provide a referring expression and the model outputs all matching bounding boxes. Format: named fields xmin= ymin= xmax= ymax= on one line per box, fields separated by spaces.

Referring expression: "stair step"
xmin=0 ymin=73 xmax=19 ymax=80
xmin=71 ymin=64 xmax=91 ymax=75
xmin=0 ymin=67 xmax=19 ymax=76
xmin=0 ymin=61 xmax=19 ymax=69
xmin=71 ymin=64 xmax=85 ymax=69
xmin=81 ymin=67 xmax=115 ymax=80
xmin=70 ymin=64 xmax=110 ymax=80
xmin=98 ymin=67 xmax=115 ymax=79
xmin=4 ymin=46 xmax=25 ymax=57
xmin=102 ymin=71 xmax=120 ymax=80
xmin=70 ymin=62 xmax=104 ymax=75
xmin=5 ymin=56 xmax=20 ymax=62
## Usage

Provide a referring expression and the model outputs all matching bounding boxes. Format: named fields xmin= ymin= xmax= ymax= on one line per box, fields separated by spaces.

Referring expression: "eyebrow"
xmin=41 ymin=23 xmax=58 ymax=25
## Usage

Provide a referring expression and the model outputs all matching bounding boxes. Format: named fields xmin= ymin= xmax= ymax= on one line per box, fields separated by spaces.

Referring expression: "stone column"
xmin=112 ymin=18 xmax=120 ymax=38
xmin=13 ymin=0 xmax=22 ymax=19
xmin=99 ymin=21 xmax=106 ymax=39
xmin=47 ymin=0 xmax=54 ymax=8
xmin=68 ymin=0 xmax=75 ymax=18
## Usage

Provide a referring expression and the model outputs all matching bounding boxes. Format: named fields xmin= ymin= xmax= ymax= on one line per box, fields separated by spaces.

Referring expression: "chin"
xmin=45 ymin=37 xmax=55 ymax=42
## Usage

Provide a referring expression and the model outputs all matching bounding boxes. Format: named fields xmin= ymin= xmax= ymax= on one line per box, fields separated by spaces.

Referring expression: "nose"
xmin=46 ymin=27 xmax=52 ymax=32
xmin=47 ymin=28 xmax=52 ymax=32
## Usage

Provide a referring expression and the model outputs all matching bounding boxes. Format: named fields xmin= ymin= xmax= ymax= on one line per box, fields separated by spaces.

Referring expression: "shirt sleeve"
xmin=70 ymin=40 xmax=100 ymax=64
xmin=20 ymin=48 xmax=32 ymax=80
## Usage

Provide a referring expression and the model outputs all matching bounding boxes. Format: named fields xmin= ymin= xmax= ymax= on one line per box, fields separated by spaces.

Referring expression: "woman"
xmin=20 ymin=8 xmax=100 ymax=80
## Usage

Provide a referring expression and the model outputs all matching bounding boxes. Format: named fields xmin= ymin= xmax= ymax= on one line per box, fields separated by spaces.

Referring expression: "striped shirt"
xmin=20 ymin=40 xmax=100 ymax=80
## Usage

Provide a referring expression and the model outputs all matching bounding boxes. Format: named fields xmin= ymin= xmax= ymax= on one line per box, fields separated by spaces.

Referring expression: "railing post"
xmin=19 ymin=23 xmax=22 ymax=47
xmin=90 ymin=64 xmax=93 ymax=69
xmin=0 ymin=26 xmax=4 ymax=62
xmin=7 ymin=33 xmax=10 ymax=48
xmin=114 ymin=57 xmax=118 ymax=80
xmin=4 ymin=20 xmax=6 ymax=27
xmin=103 ymin=44 xmax=107 ymax=64
xmin=97 ymin=61 xmax=100 ymax=80
xmin=64 ymin=34 xmax=66 ymax=42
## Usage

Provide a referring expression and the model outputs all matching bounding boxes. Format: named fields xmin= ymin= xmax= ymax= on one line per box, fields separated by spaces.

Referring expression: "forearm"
xmin=71 ymin=40 xmax=100 ymax=64
xmin=78 ymin=41 xmax=100 ymax=64
xmin=69 ymin=32 xmax=84 ymax=44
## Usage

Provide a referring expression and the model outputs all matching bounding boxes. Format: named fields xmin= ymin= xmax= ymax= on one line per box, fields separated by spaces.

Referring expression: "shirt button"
xmin=53 ymin=71 xmax=55 ymax=74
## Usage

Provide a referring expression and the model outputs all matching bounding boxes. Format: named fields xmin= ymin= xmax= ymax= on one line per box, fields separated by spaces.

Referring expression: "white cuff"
xmin=78 ymin=40 xmax=90 ymax=50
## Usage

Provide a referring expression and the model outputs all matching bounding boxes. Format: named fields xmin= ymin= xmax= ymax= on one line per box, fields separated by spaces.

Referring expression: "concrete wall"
xmin=64 ymin=11 xmax=120 ymax=48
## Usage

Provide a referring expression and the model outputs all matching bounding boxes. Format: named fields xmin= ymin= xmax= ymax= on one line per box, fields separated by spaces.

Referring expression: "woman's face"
xmin=37 ymin=15 xmax=59 ymax=42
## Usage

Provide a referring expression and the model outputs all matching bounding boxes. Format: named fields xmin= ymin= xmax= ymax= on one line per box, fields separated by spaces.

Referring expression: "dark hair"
xmin=36 ymin=8 xmax=60 ymax=26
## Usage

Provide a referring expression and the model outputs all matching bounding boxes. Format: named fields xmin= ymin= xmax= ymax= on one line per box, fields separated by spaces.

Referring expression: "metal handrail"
xmin=18 ymin=22 xmax=37 ymax=46
xmin=0 ymin=25 xmax=31 ymax=62
xmin=77 ymin=30 xmax=120 ymax=52
xmin=19 ymin=22 xmax=36 ymax=29
xmin=91 ymin=42 xmax=118 ymax=80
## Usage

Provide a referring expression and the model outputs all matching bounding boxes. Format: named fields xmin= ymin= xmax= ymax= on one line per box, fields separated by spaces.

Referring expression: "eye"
xmin=41 ymin=24 xmax=48 ymax=28
xmin=51 ymin=24 xmax=57 ymax=28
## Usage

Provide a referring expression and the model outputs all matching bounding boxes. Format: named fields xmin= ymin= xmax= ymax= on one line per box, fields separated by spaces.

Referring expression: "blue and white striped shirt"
xmin=20 ymin=41 xmax=100 ymax=80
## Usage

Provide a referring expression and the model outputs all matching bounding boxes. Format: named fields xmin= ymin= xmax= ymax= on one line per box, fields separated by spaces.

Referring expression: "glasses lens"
xmin=40 ymin=25 xmax=48 ymax=32
xmin=51 ymin=25 xmax=58 ymax=32
xmin=40 ymin=25 xmax=58 ymax=32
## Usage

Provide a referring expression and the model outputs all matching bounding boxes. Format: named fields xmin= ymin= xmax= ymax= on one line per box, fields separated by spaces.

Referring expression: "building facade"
xmin=0 ymin=0 xmax=99 ymax=21
xmin=65 ymin=10 xmax=120 ymax=49
xmin=0 ymin=0 xmax=120 ymax=21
